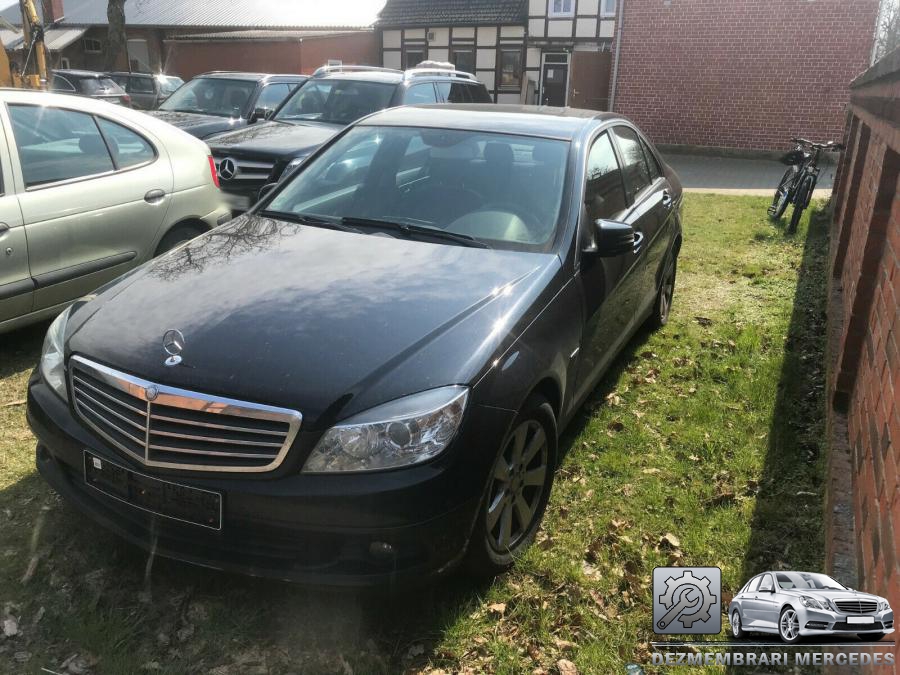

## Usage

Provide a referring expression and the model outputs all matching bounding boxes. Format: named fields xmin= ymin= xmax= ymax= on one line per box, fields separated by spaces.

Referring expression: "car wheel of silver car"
xmin=778 ymin=606 xmax=802 ymax=643
xmin=731 ymin=610 xmax=746 ymax=639
xmin=154 ymin=223 xmax=207 ymax=256
xmin=465 ymin=394 xmax=557 ymax=578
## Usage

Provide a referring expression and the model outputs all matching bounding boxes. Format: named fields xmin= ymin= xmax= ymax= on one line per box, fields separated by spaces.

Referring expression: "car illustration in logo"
xmin=728 ymin=571 xmax=894 ymax=643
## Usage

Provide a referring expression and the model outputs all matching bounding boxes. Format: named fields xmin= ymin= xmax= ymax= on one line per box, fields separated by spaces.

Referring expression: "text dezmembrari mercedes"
xmin=28 ymin=105 xmax=683 ymax=585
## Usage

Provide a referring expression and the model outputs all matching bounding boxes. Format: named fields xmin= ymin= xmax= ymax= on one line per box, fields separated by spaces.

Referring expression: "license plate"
xmin=847 ymin=616 xmax=875 ymax=624
xmin=84 ymin=451 xmax=222 ymax=530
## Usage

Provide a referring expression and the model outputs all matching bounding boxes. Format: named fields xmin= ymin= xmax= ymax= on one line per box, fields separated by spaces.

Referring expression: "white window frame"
xmin=59 ymin=57 xmax=71 ymax=69
xmin=83 ymin=38 xmax=102 ymax=54
xmin=600 ymin=0 xmax=617 ymax=17
xmin=548 ymin=0 xmax=575 ymax=18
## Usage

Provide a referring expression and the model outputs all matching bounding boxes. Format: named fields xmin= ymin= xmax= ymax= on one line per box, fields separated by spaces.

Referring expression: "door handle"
xmin=144 ymin=189 xmax=166 ymax=204
xmin=633 ymin=230 xmax=645 ymax=253
xmin=661 ymin=189 xmax=674 ymax=208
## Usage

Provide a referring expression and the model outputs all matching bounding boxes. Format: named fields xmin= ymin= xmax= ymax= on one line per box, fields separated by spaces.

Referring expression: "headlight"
xmin=40 ymin=306 xmax=72 ymax=401
xmin=799 ymin=596 xmax=827 ymax=610
xmin=878 ymin=600 xmax=890 ymax=612
xmin=303 ymin=386 xmax=468 ymax=473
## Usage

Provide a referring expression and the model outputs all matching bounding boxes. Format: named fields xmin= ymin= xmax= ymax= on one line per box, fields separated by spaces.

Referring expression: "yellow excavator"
xmin=0 ymin=0 xmax=49 ymax=89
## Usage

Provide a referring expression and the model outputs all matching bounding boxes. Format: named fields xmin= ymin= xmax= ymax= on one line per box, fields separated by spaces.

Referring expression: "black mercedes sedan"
xmin=27 ymin=105 xmax=683 ymax=586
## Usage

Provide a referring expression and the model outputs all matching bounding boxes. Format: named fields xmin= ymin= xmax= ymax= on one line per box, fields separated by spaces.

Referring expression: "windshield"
xmin=274 ymin=79 xmax=397 ymax=125
xmin=80 ymin=78 xmax=125 ymax=95
xmin=776 ymin=572 xmax=846 ymax=590
xmin=158 ymin=77 xmax=255 ymax=117
xmin=267 ymin=125 xmax=569 ymax=252
xmin=157 ymin=76 xmax=184 ymax=95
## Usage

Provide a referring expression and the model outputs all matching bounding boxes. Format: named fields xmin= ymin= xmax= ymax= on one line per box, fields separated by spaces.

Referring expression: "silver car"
xmin=0 ymin=89 xmax=231 ymax=333
xmin=728 ymin=571 xmax=894 ymax=643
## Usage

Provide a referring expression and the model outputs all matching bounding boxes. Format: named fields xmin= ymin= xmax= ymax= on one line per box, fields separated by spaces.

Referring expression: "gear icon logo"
xmin=653 ymin=567 xmax=722 ymax=634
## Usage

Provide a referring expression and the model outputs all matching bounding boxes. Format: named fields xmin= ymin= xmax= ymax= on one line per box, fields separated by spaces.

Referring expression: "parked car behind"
xmin=50 ymin=70 xmax=131 ymax=107
xmin=108 ymin=72 xmax=184 ymax=110
xmin=0 ymin=89 xmax=231 ymax=334
xmin=27 ymin=105 xmax=682 ymax=585
xmin=149 ymin=72 xmax=306 ymax=139
xmin=208 ymin=65 xmax=492 ymax=213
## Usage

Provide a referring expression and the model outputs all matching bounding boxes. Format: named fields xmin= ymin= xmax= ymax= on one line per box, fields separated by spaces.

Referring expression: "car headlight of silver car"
xmin=303 ymin=386 xmax=469 ymax=473
xmin=799 ymin=596 xmax=828 ymax=610
xmin=878 ymin=600 xmax=890 ymax=612
xmin=40 ymin=306 xmax=73 ymax=401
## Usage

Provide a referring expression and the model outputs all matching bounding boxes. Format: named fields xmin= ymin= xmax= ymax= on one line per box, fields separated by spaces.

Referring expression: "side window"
xmin=746 ymin=576 xmax=762 ymax=593
xmin=96 ymin=118 xmax=155 ymax=169
xmin=51 ymin=75 xmax=76 ymax=92
xmin=468 ymin=83 xmax=493 ymax=103
xmin=584 ymin=132 xmax=628 ymax=222
xmin=130 ymin=77 xmax=155 ymax=94
xmin=109 ymin=75 xmax=128 ymax=89
xmin=436 ymin=81 xmax=473 ymax=103
xmin=612 ymin=125 xmax=652 ymax=202
xmin=641 ymin=138 xmax=662 ymax=181
xmin=255 ymin=83 xmax=292 ymax=111
xmin=405 ymin=83 xmax=439 ymax=104
xmin=758 ymin=574 xmax=774 ymax=592
xmin=8 ymin=105 xmax=114 ymax=187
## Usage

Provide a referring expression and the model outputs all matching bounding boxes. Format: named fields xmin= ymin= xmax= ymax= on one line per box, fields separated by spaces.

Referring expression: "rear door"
xmin=0 ymin=112 xmax=30 ymax=323
xmin=127 ymin=75 xmax=158 ymax=110
xmin=610 ymin=125 xmax=669 ymax=313
xmin=5 ymin=103 xmax=173 ymax=311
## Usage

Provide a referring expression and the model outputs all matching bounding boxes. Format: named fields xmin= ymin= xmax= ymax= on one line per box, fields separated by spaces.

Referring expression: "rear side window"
xmin=436 ymin=81 xmax=472 ymax=103
xmin=405 ymin=83 xmax=439 ymax=104
xmin=96 ymin=118 xmax=155 ymax=169
xmin=79 ymin=78 xmax=125 ymax=95
xmin=469 ymin=83 xmax=492 ymax=103
xmin=641 ymin=138 xmax=662 ymax=181
xmin=9 ymin=105 xmax=114 ymax=187
xmin=584 ymin=132 xmax=628 ymax=221
xmin=612 ymin=125 xmax=652 ymax=202
xmin=50 ymin=75 xmax=76 ymax=92
xmin=130 ymin=77 xmax=155 ymax=94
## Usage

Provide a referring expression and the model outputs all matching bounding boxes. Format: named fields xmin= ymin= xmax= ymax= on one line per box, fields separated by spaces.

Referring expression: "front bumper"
xmin=27 ymin=374 xmax=515 ymax=586
xmin=798 ymin=606 xmax=894 ymax=636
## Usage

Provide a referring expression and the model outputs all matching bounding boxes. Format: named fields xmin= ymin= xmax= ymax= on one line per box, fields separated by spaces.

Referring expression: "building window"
xmin=548 ymin=0 xmax=575 ymax=17
xmin=601 ymin=0 xmax=617 ymax=16
xmin=451 ymin=47 xmax=475 ymax=75
xmin=59 ymin=57 xmax=71 ymax=69
xmin=403 ymin=47 xmax=426 ymax=69
xmin=83 ymin=38 xmax=103 ymax=54
xmin=499 ymin=49 xmax=522 ymax=89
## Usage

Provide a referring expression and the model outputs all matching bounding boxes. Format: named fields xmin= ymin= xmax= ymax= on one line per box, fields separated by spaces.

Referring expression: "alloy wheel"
xmin=731 ymin=611 xmax=741 ymax=637
xmin=780 ymin=609 xmax=799 ymax=641
xmin=486 ymin=419 xmax=549 ymax=553
xmin=659 ymin=270 xmax=675 ymax=323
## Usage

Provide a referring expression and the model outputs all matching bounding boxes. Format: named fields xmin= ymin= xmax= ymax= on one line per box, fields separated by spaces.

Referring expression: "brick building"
xmin=825 ymin=47 xmax=899 ymax=668
xmin=377 ymin=0 xmax=879 ymax=152
xmin=1 ymin=0 xmax=381 ymax=78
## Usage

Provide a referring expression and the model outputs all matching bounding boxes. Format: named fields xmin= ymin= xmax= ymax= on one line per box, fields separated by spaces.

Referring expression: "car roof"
xmin=194 ymin=71 xmax=307 ymax=82
xmin=358 ymin=104 xmax=625 ymax=140
xmin=317 ymin=71 xmax=404 ymax=84
xmin=107 ymin=71 xmax=180 ymax=79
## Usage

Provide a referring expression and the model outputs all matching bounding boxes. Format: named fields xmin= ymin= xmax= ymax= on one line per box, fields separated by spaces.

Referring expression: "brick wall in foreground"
xmin=825 ymin=46 xmax=899 ymax=670
xmin=614 ymin=0 xmax=879 ymax=151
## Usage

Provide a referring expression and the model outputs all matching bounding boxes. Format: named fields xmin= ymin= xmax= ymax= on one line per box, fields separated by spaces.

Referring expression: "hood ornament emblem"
xmin=163 ymin=329 xmax=185 ymax=367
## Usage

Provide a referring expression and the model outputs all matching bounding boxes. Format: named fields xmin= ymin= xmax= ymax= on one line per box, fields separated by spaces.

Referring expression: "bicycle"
xmin=768 ymin=137 xmax=844 ymax=233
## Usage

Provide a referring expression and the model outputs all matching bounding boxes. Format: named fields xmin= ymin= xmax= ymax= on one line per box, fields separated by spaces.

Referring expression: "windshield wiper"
xmin=260 ymin=211 xmax=362 ymax=233
xmin=341 ymin=217 xmax=490 ymax=249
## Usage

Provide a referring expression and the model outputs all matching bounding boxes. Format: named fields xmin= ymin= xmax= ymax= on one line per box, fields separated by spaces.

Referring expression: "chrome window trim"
xmin=69 ymin=354 xmax=302 ymax=473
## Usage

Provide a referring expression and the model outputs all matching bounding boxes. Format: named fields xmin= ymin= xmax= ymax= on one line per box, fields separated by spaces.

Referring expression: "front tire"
xmin=768 ymin=167 xmax=797 ymax=219
xmin=731 ymin=610 xmax=747 ymax=639
xmin=465 ymin=395 xmax=557 ymax=578
xmin=778 ymin=606 xmax=802 ymax=644
xmin=788 ymin=176 xmax=814 ymax=234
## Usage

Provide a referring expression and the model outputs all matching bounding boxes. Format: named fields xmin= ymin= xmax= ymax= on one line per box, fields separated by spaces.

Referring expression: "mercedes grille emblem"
xmin=218 ymin=157 xmax=238 ymax=181
xmin=145 ymin=385 xmax=159 ymax=401
xmin=163 ymin=329 xmax=185 ymax=367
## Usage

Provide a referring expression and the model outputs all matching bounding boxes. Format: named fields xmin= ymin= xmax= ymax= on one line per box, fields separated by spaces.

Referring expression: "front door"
xmin=541 ymin=55 xmax=569 ymax=106
xmin=568 ymin=50 xmax=612 ymax=110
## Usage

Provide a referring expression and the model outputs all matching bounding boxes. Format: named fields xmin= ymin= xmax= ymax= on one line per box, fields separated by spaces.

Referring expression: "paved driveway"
xmin=663 ymin=154 xmax=836 ymax=198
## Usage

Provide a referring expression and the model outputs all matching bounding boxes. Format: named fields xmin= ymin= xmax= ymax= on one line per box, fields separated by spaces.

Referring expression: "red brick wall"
xmin=827 ymin=48 xmax=900 ymax=671
xmin=613 ymin=0 xmax=879 ymax=151
xmin=163 ymin=32 xmax=378 ymax=80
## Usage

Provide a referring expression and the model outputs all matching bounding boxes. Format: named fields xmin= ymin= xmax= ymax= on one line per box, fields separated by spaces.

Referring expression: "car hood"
xmin=206 ymin=120 xmax=342 ymax=160
xmin=148 ymin=110 xmax=245 ymax=139
xmin=780 ymin=589 xmax=884 ymax=602
xmin=67 ymin=215 xmax=559 ymax=428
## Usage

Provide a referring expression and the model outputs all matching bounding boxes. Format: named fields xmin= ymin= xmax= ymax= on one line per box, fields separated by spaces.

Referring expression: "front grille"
xmin=70 ymin=356 xmax=301 ymax=472
xmin=213 ymin=155 xmax=275 ymax=185
xmin=835 ymin=600 xmax=879 ymax=614
xmin=832 ymin=621 xmax=884 ymax=631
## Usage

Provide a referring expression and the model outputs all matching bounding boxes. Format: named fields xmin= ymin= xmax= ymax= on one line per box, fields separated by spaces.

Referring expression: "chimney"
xmin=40 ymin=0 xmax=65 ymax=25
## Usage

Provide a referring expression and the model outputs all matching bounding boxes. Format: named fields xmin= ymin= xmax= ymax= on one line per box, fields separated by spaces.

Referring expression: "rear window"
xmin=79 ymin=77 xmax=125 ymax=95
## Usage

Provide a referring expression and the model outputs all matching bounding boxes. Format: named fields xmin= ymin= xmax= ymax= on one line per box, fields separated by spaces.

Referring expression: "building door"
xmin=569 ymin=50 xmax=612 ymax=110
xmin=126 ymin=39 xmax=151 ymax=72
xmin=540 ymin=54 xmax=569 ymax=106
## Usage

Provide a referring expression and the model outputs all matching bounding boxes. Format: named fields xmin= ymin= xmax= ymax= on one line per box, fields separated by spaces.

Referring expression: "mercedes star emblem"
xmin=163 ymin=329 xmax=185 ymax=367
xmin=218 ymin=157 xmax=238 ymax=181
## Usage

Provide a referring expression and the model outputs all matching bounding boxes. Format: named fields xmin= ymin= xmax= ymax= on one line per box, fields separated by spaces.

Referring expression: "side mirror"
xmin=586 ymin=219 xmax=635 ymax=257
xmin=258 ymin=182 xmax=278 ymax=202
xmin=250 ymin=108 xmax=272 ymax=123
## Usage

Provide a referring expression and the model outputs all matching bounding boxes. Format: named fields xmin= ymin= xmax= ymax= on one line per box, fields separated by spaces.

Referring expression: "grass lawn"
xmin=0 ymin=194 xmax=829 ymax=674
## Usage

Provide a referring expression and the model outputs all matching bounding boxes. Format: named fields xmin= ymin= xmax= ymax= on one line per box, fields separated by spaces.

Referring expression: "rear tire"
xmin=787 ymin=176 xmax=814 ymax=234
xmin=769 ymin=167 xmax=797 ymax=219
xmin=464 ymin=395 xmax=557 ymax=578
xmin=154 ymin=223 xmax=206 ymax=256
xmin=646 ymin=257 xmax=677 ymax=330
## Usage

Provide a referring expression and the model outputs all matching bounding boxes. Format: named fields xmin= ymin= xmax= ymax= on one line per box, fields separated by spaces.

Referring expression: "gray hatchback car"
xmin=728 ymin=571 xmax=894 ymax=643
